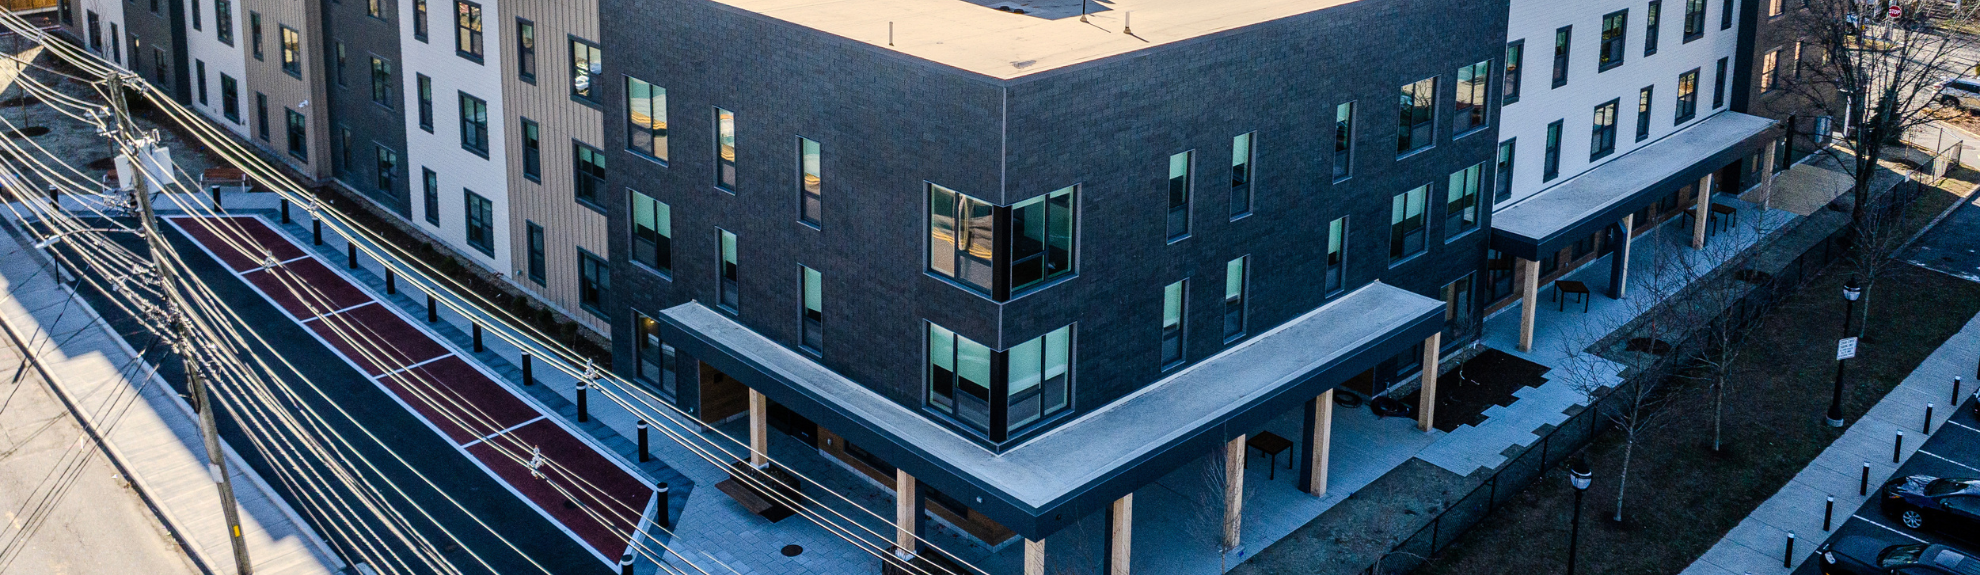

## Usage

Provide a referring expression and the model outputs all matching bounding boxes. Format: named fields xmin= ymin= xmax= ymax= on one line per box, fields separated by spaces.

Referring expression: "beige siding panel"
xmin=499 ymin=0 xmax=606 ymax=334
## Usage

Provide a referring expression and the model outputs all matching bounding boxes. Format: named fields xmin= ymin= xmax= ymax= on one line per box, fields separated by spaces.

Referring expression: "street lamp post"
xmin=1567 ymin=459 xmax=1592 ymax=575
xmin=1828 ymin=277 xmax=1864 ymax=427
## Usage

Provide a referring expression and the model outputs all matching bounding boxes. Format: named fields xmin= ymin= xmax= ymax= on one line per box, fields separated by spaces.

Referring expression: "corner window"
xmin=1168 ymin=151 xmax=1192 ymax=238
xmin=1006 ymin=326 xmax=1071 ymax=430
xmin=1455 ymin=60 xmax=1490 ymax=134
xmin=1398 ymin=77 xmax=1437 ymax=154
xmin=1600 ymin=10 xmax=1627 ymax=71
xmin=1325 ymin=217 xmax=1347 ymax=294
xmin=459 ymin=92 xmax=488 ymax=155
xmin=926 ymin=323 xmax=992 ymax=433
xmin=526 ymin=222 xmax=545 ymax=284
xmin=1011 ymin=185 xmax=1076 ymax=292
xmin=929 ymin=183 xmax=1077 ymax=299
xmin=516 ymin=19 xmax=535 ymax=82
xmin=571 ymin=38 xmax=601 ymax=102
xmin=1333 ymin=103 xmax=1354 ymax=180
xmin=626 ymin=77 xmax=667 ymax=161
xmin=1591 ymin=99 xmax=1619 ymax=160
xmin=1230 ymin=132 xmax=1254 ymax=217
xmin=1552 ymin=26 xmax=1570 ymax=88
xmin=1446 ymin=163 xmax=1482 ymax=238
xmin=455 ymin=0 xmax=482 ymax=60
xmin=464 ymin=190 xmax=493 ymax=255
xmin=1161 ymin=280 xmax=1185 ymax=368
xmin=1494 ymin=140 xmax=1515 ymax=202
xmin=1223 ymin=257 xmax=1248 ymax=339
xmin=800 ymin=266 xmax=822 ymax=354
xmin=718 ymin=230 xmax=739 ymax=312
xmin=925 ymin=322 xmax=1072 ymax=441
xmin=1543 ymin=120 xmax=1563 ymax=181
xmin=1645 ymin=0 xmax=1661 ymax=55
xmin=574 ymin=142 xmax=606 ymax=206
xmin=579 ymin=249 xmax=609 ymax=316
xmin=928 ymin=183 xmax=995 ymax=293
xmin=714 ymin=107 xmax=736 ymax=192
xmin=798 ymin=137 xmax=821 ymax=225
xmin=1675 ymin=68 xmax=1699 ymax=123
xmin=1503 ymin=41 xmax=1523 ymax=104
xmin=1390 ymin=185 xmax=1428 ymax=262
xmin=630 ymin=189 xmax=672 ymax=274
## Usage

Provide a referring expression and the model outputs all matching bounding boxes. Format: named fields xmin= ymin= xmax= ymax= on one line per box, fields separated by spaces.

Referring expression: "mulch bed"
xmin=1401 ymin=349 xmax=1552 ymax=433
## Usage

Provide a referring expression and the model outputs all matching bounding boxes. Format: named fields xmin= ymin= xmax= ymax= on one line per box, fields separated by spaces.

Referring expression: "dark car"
xmin=1817 ymin=536 xmax=1980 ymax=575
xmin=1882 ymin=475 xmax=1980 ymax=535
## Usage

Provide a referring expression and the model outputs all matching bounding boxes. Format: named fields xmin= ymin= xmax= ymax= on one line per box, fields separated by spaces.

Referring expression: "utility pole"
xmin=106 ymin=72 xmax=255 ymax=575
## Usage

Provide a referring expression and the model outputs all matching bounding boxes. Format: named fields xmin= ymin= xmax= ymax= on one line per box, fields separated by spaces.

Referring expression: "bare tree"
xmin=1666 ymin=208 xmax=1787 ymax=453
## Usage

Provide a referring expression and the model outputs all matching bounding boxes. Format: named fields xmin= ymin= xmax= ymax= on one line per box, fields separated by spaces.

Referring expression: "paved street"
xmin=1791 ymin=397 xmax=1980 ymax=574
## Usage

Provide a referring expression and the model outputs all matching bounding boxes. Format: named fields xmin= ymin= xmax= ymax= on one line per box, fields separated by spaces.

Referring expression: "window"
xmin=929 ymin=183 xmax=995 ymax=293
xmin=515 ymin=19 xmax=534 ymax=82
xmin=1600 ymin=11 xmax=1627 ymax=71
xmin=1442 ymin=274 xmax=1475 ymax=344
xmin=375 ymin=146 xmax=398 ymax=195
xmin=1398 ymin=77 xmax=1437 ymax=154
xmin=280 ymin=26 xmax=299 ymax=76
xmin=1645 ymin=0 xmax=1661 ymax=55
xmin=578 ymin=250 xmax=608 ymax=316
xmin=1625 ymin=88 xmax=1649 ymax=145
xmin=1325 ymin=217 xmax=1348 ymax=294
xmin=1230 ymin=132 xmax=1254 ymax=216
xmin=152 ymin=47 xmax=166 ymax=84
xmin=255 ymin=92 xmax=268 ymax=140
xmin=422 ymin=168 xmax=438 ymax=225
xmin=366 ymin=0 xmax=381 ymax=19
xmin=1332 ymin=103 xmax=1354 ymax=180
xmin=1390 ymin=186 xmax=1428 ymax=262
xmin=1676 ymin=68 xmax=1699 ymax=123
xmin=109 ymin=23 xmax=119 ymax=64
xmin=1455 ymin=60 xmax=1490 ymax=134
xmin=1494 ymin=141 xmax=1515 ymax=202
xmin=1720 ymin=0 xmax=1733 ymax=29
xmin=1447 ymin=163 xmax=1482 ymax=238
xmin=626 ymin=77 xmax=667 ymax=161
xmin=59 ymin=0 xmax=71 ymax=25
xmin=191 ymin=0 xmax=200 ymax=29
xmin=926 ymin=323 xmax=990 ymax=432
xmin=630 ymin=189 xmax=671 ymax=274
xmin=338 ymin=129 xmax=354 ymax=175
xmin=1591 ymin=99 xmax=1619 ymax=160
xmin=926 ymin=322 xmax=1072 ymax=440
xmin=464 ymin=190 xmax=493 ymax=254
xmin=798 ymin=137 xmax=821 ymax=225
xmin=195 ymin=60 xmax=207 ymax=104
xmin=1793 ymin=42 xmax=1804 ymax=78
xmin=1543 ymin=120 xmax=1563 ymax=181
xmin=220 ymin=74 xmax=239 ymax=122
xmin=1713 ymin=58 xmax=1727 ymax=108
xmin=286 ymin=109 xmax=307 ymax=159
xmin=1767 ymin=0 xmax=1782 ymax=17
xmin=1161 ymin=280 xmax=1185 ymax=367
xmin=413 ymin=0 xmax=427 ymax=41
xmin=416 ymin=74 xmax=433 ymax=131
xmin=520 ymin=119 xmax=540 ymax=180
xmin=1224 ymin=257 xmax=1248 ymax=339
xmin=526 ymin=222 xmax=545 ymax=284
xmin=1760 ymin=49 xmax=1779 ymax=92
xmin=455 ymin=0 xmax=482 ymax=60
xmin=87 ymin=12 xmax=100 ymax=52
xmin=633 ymin=314 xmax=677 ymax=397
xmin=1683 ymin=0 xmax=1705 ymax=40
xmin=459 ymin=92 xmax=488 ymax=155
xmin=249 ymin=12 xmax=261 ymax=59
xmin=1504 ymin=41 xmax=1523 ymax=104
xmin=1011 ymin=185 xmax=1076 ymax=292
xmin=574 ymin=143 xmax=605 ymax=206
xmin=1552 ymin=26 xmax=1571 ymax=88
xmin=570 ymin=39 xmax=600 ymax=102
xmin=370 ymin=57 xmax=393 ymax=107
xmin=718 ymin=230 xmax=739 ymax=312
xmin=714 ymin=107 xmax=736 ymax=191
xmin=1006 ymin=326 xmax=1071 ymax=430
xmin=1168 ymin=151 xmax=1192 ymax=238
xmin=800 ymin=266 xmax=822 ymax=354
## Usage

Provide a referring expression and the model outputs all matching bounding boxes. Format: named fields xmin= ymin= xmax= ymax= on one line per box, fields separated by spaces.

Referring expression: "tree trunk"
xmin=1614 ymin=437 xmax=1635 ymax=523
xmin=1712 ymin=378 xmax=1724 ymax=452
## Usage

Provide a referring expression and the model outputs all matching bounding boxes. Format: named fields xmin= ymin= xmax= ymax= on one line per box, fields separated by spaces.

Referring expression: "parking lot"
xmin=1794 ymin=394 xmax=1980 ymax=573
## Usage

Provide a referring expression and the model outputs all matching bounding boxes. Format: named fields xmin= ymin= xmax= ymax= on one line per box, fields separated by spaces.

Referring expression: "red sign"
xmin=1889 ymin=4 xmax=1903 ymax=18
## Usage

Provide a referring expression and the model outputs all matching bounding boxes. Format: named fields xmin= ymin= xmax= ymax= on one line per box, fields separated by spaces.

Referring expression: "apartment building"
xmin=603 ymin=0 xmax=1504 ymax=564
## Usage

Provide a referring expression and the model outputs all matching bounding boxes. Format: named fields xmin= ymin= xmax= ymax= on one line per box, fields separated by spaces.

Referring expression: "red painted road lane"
xmin=379 ymin=356 xmax=542 ymax=445
xmin=467 ymin=420 xmax=652 ymax=559
xmin=165 ymin=216 xmax=306 ymax=272
xmin=306 ymin=304 xmax=451 ymax=376
xmin=242 ymin=258 xmax=373 ymax=319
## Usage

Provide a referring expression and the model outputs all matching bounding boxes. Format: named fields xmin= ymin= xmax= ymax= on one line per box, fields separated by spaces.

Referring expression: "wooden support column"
xmin=1609 ymin=214 xmax=1634 ymax=299
xmin=1517 ymin=258 xmax=1539 ymax=352
xmin=894 ymin=470 xmax=916 ymax=553
xmin=1104 ymin=495 xmax=1132 ymax=575
xmin=1759 ymin=140 xmax=1779 ymax=210
xmin=1302 ymin=391 xmax=1334 ymax=496
xmin=1024 ymin=539 xmax=1046 ymax=575
xmin=1692 ymin=173 xmax=1714 ymax=249
xmin=1222 ymin=435 xmax=1245 ymax=553
xmin=1418 ymin=333 xmax=1441 ymax=432
xmin=748 ymin=389 xmax=768 ymax=467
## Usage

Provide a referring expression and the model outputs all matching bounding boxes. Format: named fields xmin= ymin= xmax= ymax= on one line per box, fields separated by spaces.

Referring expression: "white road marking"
xmin=461 ymin=416 xmax=548 ymax=449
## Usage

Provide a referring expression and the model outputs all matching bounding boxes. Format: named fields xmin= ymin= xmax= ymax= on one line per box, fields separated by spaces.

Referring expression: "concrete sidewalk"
xmin=0 ymin=214 xmax=345 ymax=575
xmin=1679 ymin=307 xmax=1980 ymax=575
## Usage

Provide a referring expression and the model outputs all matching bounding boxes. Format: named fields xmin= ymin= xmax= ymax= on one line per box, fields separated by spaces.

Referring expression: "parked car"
xmin=1938 ymin=78 xmax=1980 ymax=111
xmin=1882 ymin=474 xmax=1980 ymax=535
xmin=1816 ymin=536 xmax=1980 ymax=575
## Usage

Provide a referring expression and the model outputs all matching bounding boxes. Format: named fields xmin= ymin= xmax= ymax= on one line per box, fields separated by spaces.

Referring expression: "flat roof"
xmin=706 ymin=0 xmax=1363 ymax=79
xmin=659 ymin=281 xmax=1441 ymax=531
xmin=1491 ymin=111 xmax=1776 ymax=259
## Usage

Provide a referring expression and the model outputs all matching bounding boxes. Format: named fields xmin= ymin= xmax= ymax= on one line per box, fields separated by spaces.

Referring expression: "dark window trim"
xmin=515 ymin=17 xmax=536 ymax=84
xmin=567 ymin=35 xmax=603 ymax=108
xmin=1503 ymin=40 xmax=1524 ymax=105
xmin=1598 ymin=10 xmax=1628 ymax=72
xmin=525 ymin=221 xmax=546 ymax=285
xmin=577 ymin=247 xmax=610 ymax=318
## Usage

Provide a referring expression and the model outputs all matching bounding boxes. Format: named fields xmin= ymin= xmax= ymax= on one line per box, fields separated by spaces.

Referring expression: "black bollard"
xmin=656 ymin=482 xmax=671 ymax=528
xmin=313 ymin=219 xmax=322 ymax=245
xmin=577 ymin=382 xmax=589 ymax=422
xmin=637 ymin=420 xmax=649 ymax=462
xmin=1861 ymin=462 xmax=1871 ymax=496
xmin=1785 ymin=533 xmax=1795 ymax=568
xmin=619 ymin=554 xmax=633 ymax=575
xmin=1895 ymin=431 xmax=1905 ymax=463
xmin=47 ymin=184 xmax=57 ymax=208
xmin=1926 ymin=403 xmax=1935 ymax=434
xmin=210 ymin=185 xmax=221 ymax=209
xmin=1957 ymin=377 xmax=1964 ymax=405
xmin=281 ymin=198 xmax=291 ymax=223
xmin=1824 ymin=496 xmax=1835 ymax=531
xmin=386 ymin=268 xmax=396 ymax=294
xmin=348 ymin=243 xmax=358 ymax=270
xmin=427 ymin=293 xmax=438 ymax=323
xmin=472 ymin=323 xmax=483 ymax=352
xmin=522 ymin=352 xmax=533 ymax=386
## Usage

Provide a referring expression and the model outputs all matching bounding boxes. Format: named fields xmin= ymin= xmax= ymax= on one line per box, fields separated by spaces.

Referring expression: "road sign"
xmin=1889 ymin=4 xmax=1903 ymax=18
xmin=1838 ymin=337 xmax=1860 ymax=360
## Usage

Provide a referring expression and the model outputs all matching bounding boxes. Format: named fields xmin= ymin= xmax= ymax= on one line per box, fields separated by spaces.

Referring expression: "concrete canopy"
xmin=1490 ymin=111 xmax=1778 ymax=261
xmin=656 ymin=281 xmax=1442 ymax=540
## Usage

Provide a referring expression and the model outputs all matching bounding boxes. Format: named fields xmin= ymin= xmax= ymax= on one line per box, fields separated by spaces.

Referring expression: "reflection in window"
xmin=1224 ymin=256 xmax=1247 ymax=339
xmin=631 ymin=189 xmax=670 ymax=274
xmin=1162 ymin=280 xmax=1185 ymax=368
xmin=927 ymin=183 xmax=995 ymax=294
xmin=798 ymin=137 xmax=822 ymax=225
xmin=1168 ymin=151 xmax=1191 ymax=238
xmin=1325 ymin=217 xmax=1347 ymax=293
xmin=1011 ymin=186 xmax=1075 ymax=292
xmin=1390 ymin=185 xmax=1427 ymax=261
xmin=714 ymin=107 xmax=736 ymax=191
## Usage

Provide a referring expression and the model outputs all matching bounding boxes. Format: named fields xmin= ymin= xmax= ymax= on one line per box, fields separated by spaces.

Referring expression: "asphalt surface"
xmin=1904 ymin=188 xmax=1980 ymax=282
xmin=62 ymin=219 xmax=614 ymax=575
xmin=1793 ymin=394 xmax=1980 ymax=574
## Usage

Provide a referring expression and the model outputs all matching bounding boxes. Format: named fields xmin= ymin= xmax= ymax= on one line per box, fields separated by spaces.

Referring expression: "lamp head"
xmin=1569 ymin=459 xmax=1593 ymax=491
xmin=1843 ymin=277 xmax=1863 ymax=301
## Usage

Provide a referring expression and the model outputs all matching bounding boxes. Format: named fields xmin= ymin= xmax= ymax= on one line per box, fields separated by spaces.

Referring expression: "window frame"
xmin=1229 ymin=131 xmax=1254 ymax=218
xmin=285 ymin=108 xmax=307 ymax=160
xmin=458 ymin=91 xmax=489 ymax=156
xmin=526 ymin=221 xmax=545 ymax=284
xmin=1599 ymin=10 xmax=1628 ymax=71
xmin=279 ymin=25 xmax=300 ymax=77
xmin=1446 ymin=162 xmax=1483 ymax=240
xmin=369 ymin=55 xmax=393 ymax=108
xmin=625 ymin=76 xmax=668 ymax=163
xmin=573 ymin=141 xmax=607 ymax=209
xmin=630 ymin=188 xmax=672 ymax=276
xmin=412 ymin=0 xmax=427 ymax=41
xmin=464 ymin=190 xmax=494 ymax=255
xmin=1713 ymin=57 xmax=1728 ymax=108
xmin=1503 ymin=41 xmax=1523 ymax=105
xmin=1543 ymin=120 xmax=1563 ymax=181
xmin=1390 ymin=185 xmax=1429 ymax=263
xmin=1325 ymin=216 xmax=1348 ymax=295
xmin=800 ymin=266 xmax=823 ymax=355
xmin=1009 ymin=185 xmax=1078 ymax=294
xmin=520 ymin=117 xmax=541 ymax=181
xmin=713 ymin=107 xmax=736 ymax=192
xmin=569 ymin=36 xmax=602 ymax=104
xmin=422 ymin=167 xmax=439 ymax=225
xmin=797 ymin=136 xmax=822 ymax=226
xmin=1223 ymin=256 xmax=1249 ymax=341
xmin=454 ymin=0 xmax=483 ymax=62
xmin=1637 ymin=86 xmax=1654 ymax=141
xmin=374 ymin=145 xmax=398 ymax=196
xmin=416 ymin=73 xmax=433 ymax=132
xmin=1676 ymin=68 xmax=1700 ymax=123
xmin=1332 ymin=102 xmax=1355 ymax=181
xmin=1168 ymin=150 xmax=1193 ymax=239
xmin=577 ymin=248 xmax=610 ymax=317
xmin=1398 ymin=76 xmax=1439 ymax=155
xmin=516 ymin=18 xmax=536 ymax=83
xmin=1683 ymin=0 xmax=1706 ymax=41
xmin=1455 ymin=60 xmax=1491 ymax=135
xmin=1494 ymin=140 xmax=1515 ymax=203
xmin=1552 ymin=26 xmax=1571 ymax=88
xmin=717 ymin=229 xmax=739 ymax=313
xmin=1645 ymin=0 xmax=1661 ymax=55
xmin=1591 ymin=99 xmax=1620 ymax=161
xmin=1161 ymin=280 xmax=1186 ymax=369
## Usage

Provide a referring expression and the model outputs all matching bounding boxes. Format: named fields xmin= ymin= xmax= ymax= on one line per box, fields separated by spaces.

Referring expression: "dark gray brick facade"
xmin=321 ymin=0 xmax=409 ymax=214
